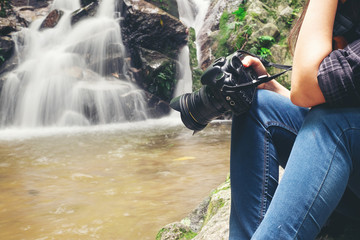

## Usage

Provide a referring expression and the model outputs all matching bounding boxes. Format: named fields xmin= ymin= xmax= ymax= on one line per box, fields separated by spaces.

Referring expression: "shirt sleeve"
xmin=317 ymin=39 xmax=360 ymax=107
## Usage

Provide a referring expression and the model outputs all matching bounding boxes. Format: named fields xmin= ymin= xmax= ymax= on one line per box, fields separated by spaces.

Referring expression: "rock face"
xmin=156 ymin=177 xmax=231 ymax=240
xmin=39 ymin=9 xmax=64 ymax=30
xmin=121 ymin=0 xmax=188 ymax=117
xmin=196 ymin=0 xmax=304 ymax=88
xmin=144 ymin=0 xmax=179 ymax=19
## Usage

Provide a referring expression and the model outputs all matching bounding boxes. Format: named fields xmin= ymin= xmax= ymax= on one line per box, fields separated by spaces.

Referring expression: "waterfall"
xmin=174 ymin=0 xmax=210 ymax=96
xmin=0 ymin=0 xmax=147 ymax=128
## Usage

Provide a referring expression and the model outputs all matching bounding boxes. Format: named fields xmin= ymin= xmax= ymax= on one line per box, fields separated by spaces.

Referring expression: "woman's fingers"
xmin=241 ymin=56 xmax=268 ymax=76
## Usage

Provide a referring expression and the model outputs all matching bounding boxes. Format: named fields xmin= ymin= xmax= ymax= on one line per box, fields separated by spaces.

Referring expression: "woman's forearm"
xmin=290 ymin=0 xmax=338 ymax=107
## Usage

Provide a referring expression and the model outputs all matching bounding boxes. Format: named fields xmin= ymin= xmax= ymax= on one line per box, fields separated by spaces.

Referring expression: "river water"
xmin=0 ymin=118 xmax=231 ymax=239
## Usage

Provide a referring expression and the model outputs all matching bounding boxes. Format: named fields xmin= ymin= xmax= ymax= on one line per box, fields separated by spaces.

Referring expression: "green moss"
xmin=186 ymin=27 xmax=203 ymax=91
xmin=188 ymin=28 xmax=198 ymax=68
xmin=203 ymin=198 xmax=225 ymax=226
xmin=156 ymin=226 xmax=197 ymax=240
xmin=181 ymin=229 xmax=198 ymax=239
xmin=146 ymin=61 xmax=177 ymax=101
xmin=192 ymin=68 xmax=203 ymax=91
xmin=156 ymin=228 xmax=169 ymax=240
xmin=213 ymin=11 xmax=233 ymax=58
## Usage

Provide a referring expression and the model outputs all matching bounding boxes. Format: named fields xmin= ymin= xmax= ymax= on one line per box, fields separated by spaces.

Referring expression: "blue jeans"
xmin=229 ymin=90 xmax=360 ymax=240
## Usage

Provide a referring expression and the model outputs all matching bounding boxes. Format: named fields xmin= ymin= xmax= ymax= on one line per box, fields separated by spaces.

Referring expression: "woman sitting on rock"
xmin=229 ymin=0 xmax=360 ymax=239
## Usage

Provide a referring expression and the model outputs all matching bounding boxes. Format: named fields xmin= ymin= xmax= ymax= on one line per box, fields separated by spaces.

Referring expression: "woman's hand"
xmin=242 ymin=56 xmax=290 ymax=98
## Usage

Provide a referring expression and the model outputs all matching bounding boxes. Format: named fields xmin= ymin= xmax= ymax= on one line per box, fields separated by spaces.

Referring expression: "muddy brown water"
xmin=0 ymin=118 xmax=231 ymax=239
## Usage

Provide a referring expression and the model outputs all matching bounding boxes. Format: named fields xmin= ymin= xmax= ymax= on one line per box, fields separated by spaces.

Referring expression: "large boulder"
xmin=70 ymin=1 xmax=99 ymax=26
xmin=39 ymin=9 xmax=64 ymax=30
xmin=121 ymin=0 xmax=188 ymax=116
xmin=121 ymin=0 xmax=187 ymax=58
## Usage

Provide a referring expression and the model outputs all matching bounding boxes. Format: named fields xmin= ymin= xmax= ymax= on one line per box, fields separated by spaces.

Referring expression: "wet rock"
xmin=0 ymin=18 xmax=16 ymax=35
xmin=121 ymin=0 xmax=187 ymax=57
xmin=11 ymin=0 xmax=49 ymax=8
xmin=145 ymin=92 xmax=171 ymax=118
xmin=71 ymin=2 xmax=99 ymax=26
xmin=144 ymin=0 xmax=179 ymax=18
xmin=0 ymin=36 xmax=15 ymax=69
xmin=12 ymin=2 xmax=52 ymax=28
xmin=80 ymin=0 xmax=98 ymax=8
xmin=134 ymin=47 xmax=178 ymax=104
xmin=121 ymin=0 xmax=187 ymax=116
xmin=39 ymin=9 xmax=64 ymax=30
xmin=156 ymin=177 xmax=230 ymax=240
xmin=197 ymin=0 xmax=233 ymax=70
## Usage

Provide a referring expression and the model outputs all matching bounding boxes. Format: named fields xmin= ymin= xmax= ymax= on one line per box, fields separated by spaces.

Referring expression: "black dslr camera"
xmin=170 ymin=50 xmax=291 ymax=132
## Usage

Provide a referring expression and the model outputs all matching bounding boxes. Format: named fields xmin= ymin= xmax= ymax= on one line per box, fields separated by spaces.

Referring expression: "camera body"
xmin=201 ymin=51 xmax=258 ymax=116
xmin=170 ymin=51 xmax=258 ymax=131
xmin=170 ymin=50 xmax=291 ymax=131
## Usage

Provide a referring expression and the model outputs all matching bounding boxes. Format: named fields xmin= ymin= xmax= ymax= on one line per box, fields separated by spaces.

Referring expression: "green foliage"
xmin=258 ymin=47 xmax=272 ymax=58
xmin=248 ymin=36 xmax=275 ymax=58
xmin=0 ymin=0 xmax=11 ymax=18
xmin=213 ymin=3 xmax=254 ymax=58
xmin=186 ymin=27 xmax=203 ymax=91
xmin=147 ymin=61 xmax=176 ymax=101
xmin=192 ymin=68 xmax=203 ymax=91
xmin=232 ymin=6 xmax=246 ymax=22
xmin=258 ymin=35 xmax=275 ymax=46
xmin=213 ymin=11 xmax=233 ymax=58
xmin=156 ymin=226 xmax=197 ymax=240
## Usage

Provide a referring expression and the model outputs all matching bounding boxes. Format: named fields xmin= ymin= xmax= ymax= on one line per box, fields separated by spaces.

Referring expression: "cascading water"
xmin=174 ymin=0 xmax=210 ymax=97
xmin=0 ymin=0 xmax=147 ymax=128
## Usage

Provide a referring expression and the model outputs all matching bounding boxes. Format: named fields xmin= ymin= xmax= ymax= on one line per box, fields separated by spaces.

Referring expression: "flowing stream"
xmin=0 ymin=0 xmax=231 ymax=239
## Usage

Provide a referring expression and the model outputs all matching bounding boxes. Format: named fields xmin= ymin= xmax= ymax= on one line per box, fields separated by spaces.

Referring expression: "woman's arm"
xmin=290 ymin=0 xmax=338 ymax=107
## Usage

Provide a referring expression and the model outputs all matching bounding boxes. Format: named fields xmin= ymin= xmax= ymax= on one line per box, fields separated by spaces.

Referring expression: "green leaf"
xmin=232 ymin=7 xmax=247 ymax=21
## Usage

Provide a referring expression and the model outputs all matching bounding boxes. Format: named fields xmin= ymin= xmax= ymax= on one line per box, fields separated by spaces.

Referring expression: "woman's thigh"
xmin=252 ymin=105 xmax=360 ymax=239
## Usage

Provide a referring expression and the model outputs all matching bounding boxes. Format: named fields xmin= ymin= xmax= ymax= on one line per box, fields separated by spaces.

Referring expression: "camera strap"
xmin=221 ymin=50 xmax=292 ymax=92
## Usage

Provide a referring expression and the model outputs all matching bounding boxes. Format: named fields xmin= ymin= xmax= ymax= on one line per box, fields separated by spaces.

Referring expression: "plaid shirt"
xmin=318 ymin=38 xmax=360 ymax=107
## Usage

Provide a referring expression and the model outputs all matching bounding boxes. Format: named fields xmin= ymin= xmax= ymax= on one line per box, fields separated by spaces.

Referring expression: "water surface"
xmin=0 ymin=118 xmax=231 ymax=239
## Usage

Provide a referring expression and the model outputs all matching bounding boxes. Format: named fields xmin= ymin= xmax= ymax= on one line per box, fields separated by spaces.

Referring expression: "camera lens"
xmin=170 ymin=86 xmax=228 ymax=131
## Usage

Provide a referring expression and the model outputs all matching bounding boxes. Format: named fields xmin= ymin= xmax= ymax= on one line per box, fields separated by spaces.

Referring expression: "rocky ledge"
xmin=156 ymin=175 xmax=360 ymax=240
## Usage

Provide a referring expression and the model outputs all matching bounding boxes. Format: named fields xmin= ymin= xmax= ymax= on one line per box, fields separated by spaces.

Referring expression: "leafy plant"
xmin=258 ymin=35 xmax=275 ymax=47
xmin=258 ymin=47 xmax=272 ymax=58
xmin=0 ymin=0 xmax=11 ymax=17
xmin=255 ymin=36 xmax=275 ymax=58
xmin=232 ymin=6 xmax=246 ymax=22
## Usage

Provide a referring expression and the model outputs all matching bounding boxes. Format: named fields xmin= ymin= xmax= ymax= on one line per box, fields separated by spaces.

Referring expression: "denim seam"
xmin=256 ymin=120 xmax=300 ymax=228
xmin=265 ymin=120 xmax=299 ymax=136
xmin=293 ymin=127 xmax=355 ymax=239
xmin=249 ymin=114 xmax=302 ymax=229
xmin=258 ymin=131 xmax=270 ymax=227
